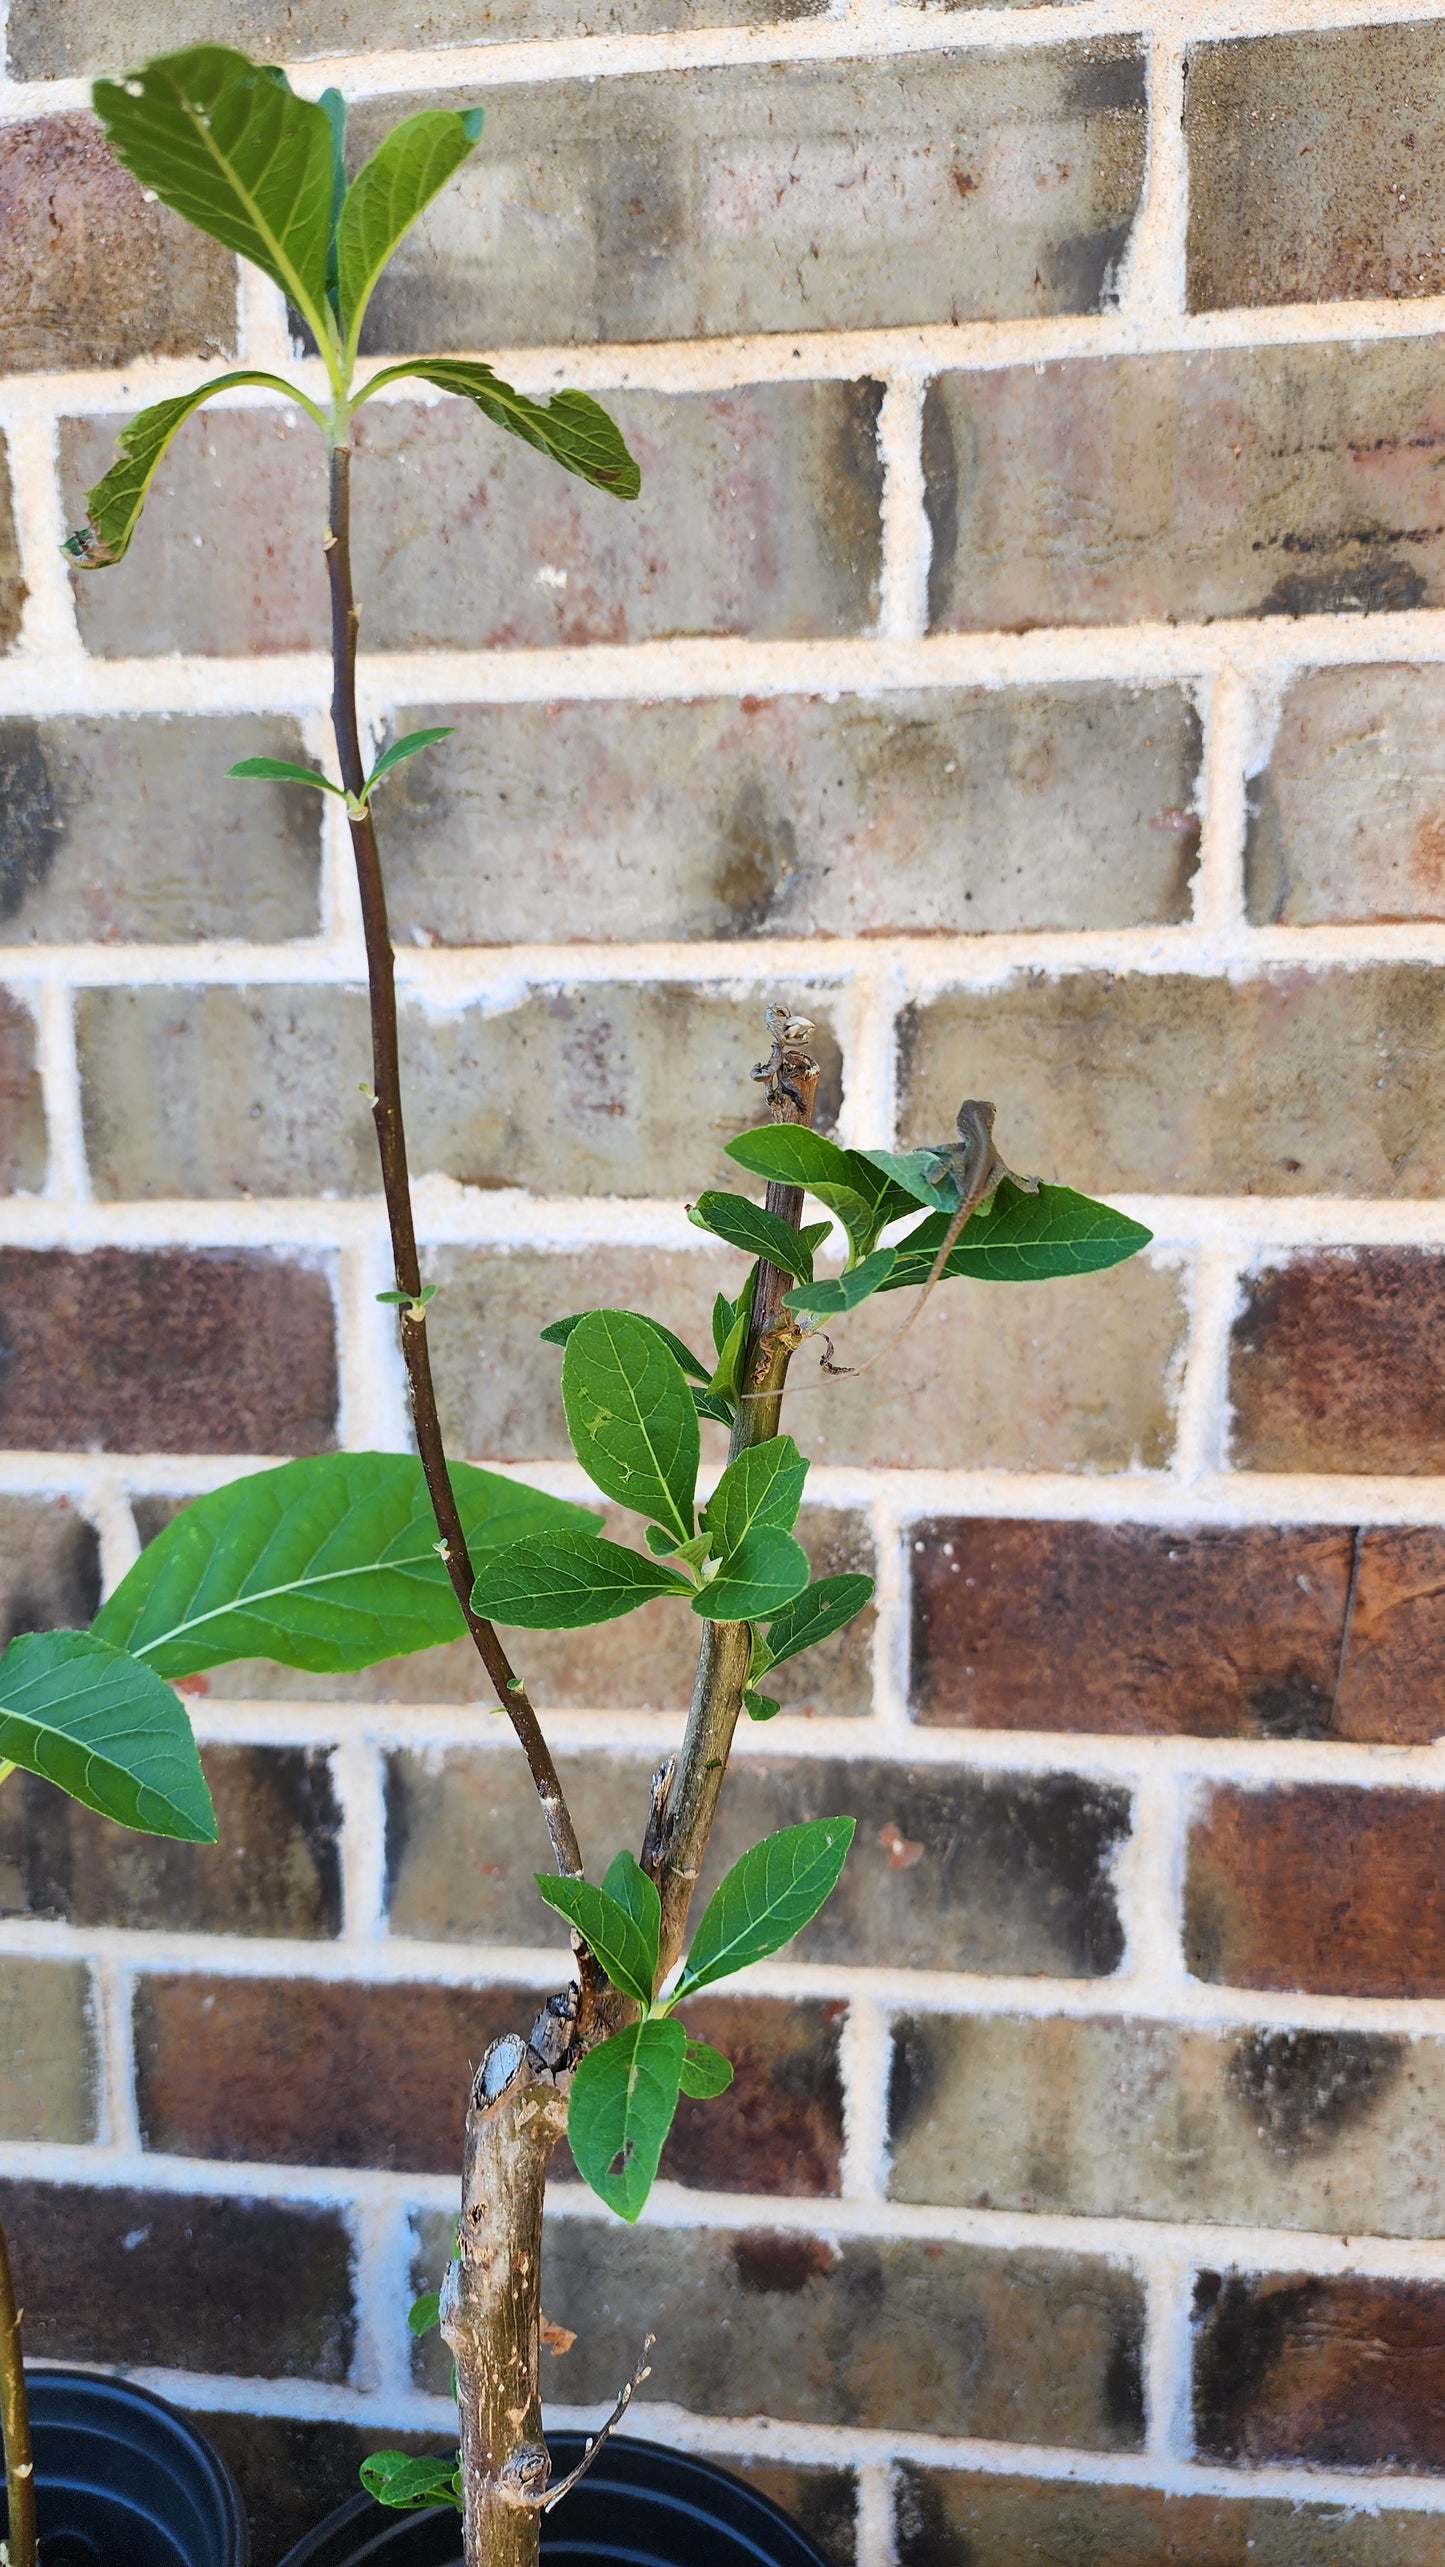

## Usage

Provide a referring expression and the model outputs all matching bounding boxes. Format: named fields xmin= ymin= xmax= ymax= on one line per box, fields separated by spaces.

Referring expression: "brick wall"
xmin=4 ymin=0 xmax=1445 ymax=2559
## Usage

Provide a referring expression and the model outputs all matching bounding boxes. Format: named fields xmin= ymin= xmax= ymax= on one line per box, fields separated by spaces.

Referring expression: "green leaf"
xmin=360 ymin=2451 xmax=463 ymax=2513
xmin=93 ymin=48 xmax=335 ymax=343
xmin=567 ymin=2017 xmax=686 ymax=2221
xmin=338 ymin=108 xmax=483 ymax=357
xmin=406 ymin=2291 xmax=440 ymax=2337
xmin=92 ymin=1452 xmax=596 ymax=1677
xmin=675 ymin=1816 xmax=855 ymax=1998
xmin=688 ymin=1193 xmax=814 ymax=1285
xmin=679 ymin=2037 xmax=734 ymax=2099
xmin=562 ymin=1310 xmax=699 ymax=1544
xmin=743 ymin=1689 xmax=780 ymax=1722
xmin=0 ymin=1629 xmax=215 ymax=1843
xmin=692 ymin=1387 xmax=737 ymax=1429
xmin=724 ymin=1127 xmax=917 ymax=1262
xmin=363 ymin=725 xmax=455 ymax=792
xmin=376 ymin=1282 xmax=438 ymax=1309
xmin=855 ymin=1147 xmax=956 ymax=1213
xmin=763 ymin=1573 xmax=874 ymax=1670
xmin=692 ymin=1529 xmax=811 ymax=1622
xmin=703 ymin=1436 xmax=808 ymax=1559
xmin=228 ymin=754 xmax=342 ymax=794
xmin=802 ymin=1220 xmax=834 ymax=1254
xmin=62 ymin=370 xmax=323 ymax=569
xmin=319 ymin=85 xmax=346 ymax=320
xmin=784 ymin=1246 xmax=897 ymax=1315
xmin=471 ymin=1530 xmax=691 ymax=1630
xmin=535 ymin=1871 xmax=657 ymax=2006
xmin=878 ymin=1183 xmax=1154 ymax=1286
xmin=540 ymin=1309 xmax=709 ymax=1384
xmin=601 ymin=1850 xmax=662 ymax=1983
xmin=358 ymin=359 xmax=640 ymax=499
xmin=709 ymin=1267 xmax=759 ymax=1407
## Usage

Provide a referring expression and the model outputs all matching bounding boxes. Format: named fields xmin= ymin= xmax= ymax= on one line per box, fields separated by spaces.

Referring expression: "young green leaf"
xmin=361 ymin=2451 xmax=463 ymax=2513
xmin=679 ymin=2038 xmax=734 ymax=2099
xmin=567 ymin=2017 xmax=687 ymax=2221
xmin=762 ymin=1574 xmax=874 ymax=1670
xmin=724 ymin=1127 xmax=917 ymax=1262
xmin=743 ymin=1688 xmax=781 ymax=1722
xmin=878 ymin=1183 xmax=1153 ymax=1286
xmin=675 ymin=1816 xmax=856 ymax=1998
xmin=692 ymin=1529 xmax=811 ymax=1622
xmin=92 ymin=1452 xmax=597 ymax=1677
xmin=337 ymin=108 xmax=483 ymax=360
xmin=854 ymin=1147 xmax=956 ymax=1213
xmin=784 ymin=1245 xmax=897 ymax=1315
xmin=62 ymin=371 xmax=325 ymax=569
xmin=471 ymin=1530 xmax=692 ymax=1629
xmin=703 ymin=1436 xmax=808 ymax=1559
xmin=0 ymin=1629 xmax=215 ymax=1843
xmin=709 ymin=1267 xmax=759 ymax=1406
xmin=692 ymin=1387 xmax=737 ymax=1429
xmin=406 ymin=2292 xmax=440 ymax=2338
xmin=356 ymin=359 xmax=640 ymax=499
xmin=93 ymin=49 xmax=336 ymax=346
xmin=540 ymin=1309 xmax=710 ymax=1383
xmin=228 ymin=755 xmax=342 ymax=794
xmin=602 ymin=1850 xmax=662 ymax=1980
xmin=688 ymin=1193 xmax=814 ymax=1285
xmin=534 ymin=1872 xmax=657 ymax=2006
xmin=363 ymin=726 xmax=455 ymax=793
xmin=562 ymin=1310 xmax=700 ymax=1544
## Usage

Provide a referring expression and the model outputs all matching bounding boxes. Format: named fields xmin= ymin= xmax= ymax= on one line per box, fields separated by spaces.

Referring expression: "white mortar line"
xmin=869 ymin=1497 xmax=913 ymax=1748
xmin=349 ymin=2193 xmax=418 ymax=2398
xmin=838 ymin=1995 xmax=893 ymax=2202
xmin=854 ymin=2465 xmax=895 ymax=2567
xmin=1112 ymin=1769 xmax=1188 ymax=2003
xmin=33 ymin=981 xmax=88 ymax=1204
xmin=235 ymin=264 xmax=295 ymax=377
xmin=1141 ymin=2248 xmax=1198 ymax=2462
xmin=1191 ymin=663 xmax=1251 ymax=939
xmin=1114 ymin=29 xmax=1188 ymax=322
xmin=332 ymin=1741 xmax=390 ymax=1947
xmin=1168 ymin=1245 xmax=1243 ymax=1488
xmin=1 ymin=407 xmax=82 ymax=665
xmin=876 ymin=374 xmax=929 ymax=643
xmin=92 ymin=1959 xmax=139 ymax=2154
xmin=90 ymin=1480 xmax=140 ymax=1599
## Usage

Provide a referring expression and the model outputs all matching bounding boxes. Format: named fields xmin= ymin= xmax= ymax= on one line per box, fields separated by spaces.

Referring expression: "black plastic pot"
xmin=2 ymin=2367 xmax=248 ymax=2567
xmin=278 ymin=2433 xmax=831 ymax=2567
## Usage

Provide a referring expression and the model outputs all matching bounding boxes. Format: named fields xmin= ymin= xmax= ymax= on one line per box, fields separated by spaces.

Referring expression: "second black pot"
xmin=3 ymin=2366 xmax=248 ymax=2567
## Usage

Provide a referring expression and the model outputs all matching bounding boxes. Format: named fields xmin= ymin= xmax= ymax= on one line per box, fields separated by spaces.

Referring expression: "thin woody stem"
xmin=324 ymin=443 xmax=586 ymax=1895
xmin=0 ymin=2217 xmax=36 ymax=2567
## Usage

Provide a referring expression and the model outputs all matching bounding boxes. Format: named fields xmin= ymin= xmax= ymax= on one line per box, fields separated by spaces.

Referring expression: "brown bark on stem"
xmin=0 ymin=2216 xmax=36 ymax=2567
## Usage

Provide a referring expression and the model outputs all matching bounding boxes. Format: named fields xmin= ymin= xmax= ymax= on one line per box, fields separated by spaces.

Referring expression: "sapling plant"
xmin=0 ymin=43 xmax=1151 ymax=2567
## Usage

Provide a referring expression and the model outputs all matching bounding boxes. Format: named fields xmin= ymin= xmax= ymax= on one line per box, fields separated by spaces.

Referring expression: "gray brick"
xmin=1246 ymin=666 xmax=1445 ymax=926
xmin=0 ymin=1495 xmax=100 ymax=1647
xmin=0 ymin=1959 xmax=97 ymax=2142
xmin=0 ymin=113 xmax=234 ymax=372
xmin=0 ymin=993 xmax=47 ymax=1192
xmin=0 ymin=434 xmax=24 ymax=653
xmin=381 ymin=685 xmax=1202 ymax=945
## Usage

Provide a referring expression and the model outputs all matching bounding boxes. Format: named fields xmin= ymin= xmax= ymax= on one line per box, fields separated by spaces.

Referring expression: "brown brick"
xmin=0 ymin=993 xmax=45 ymax=1193
xmin=924 ymin=339 xmax=1445 ymax=629
xmin=0 ymin=1959 xmax=97 ymax=2143
xmin=1230 ymin=1250 xmax=1445 ymax=1475
xmin=1194 ymin=2270 xmax=1445 ymax=2472
xmin=1185 ymin=1783 xmax=1445 ymax=1999
xmin=0 ymin=1746 xmax=341 ymax=1936
xmin=895 ymin=2460 xmax=1443 ymax=2566
xmin=352 ymin=50 xmax=1144 ymax=350
xmin=424 ymin=1242 xmax=1184 ymax=1475
xmin=380 ymin=685 xmax=1201 ymax=945
xmin=0 ymin=1495 xmax=100 ymax=1646
xmin=385 ymin=1749 xmax=1129 ymax=1976
xmin=0 ymin=113 xmax=234 ymax=372
xmin=62 ymin=385 xmax=883 ymax=657
xmin=0 ymin=1249 xmax=338 ymax=1454
xmin=413 ymin=2210 xmax=1143 ymax=2446
xmin=1186 ymin=29 xmax=1445 ymax=315
xmin=1330 ymin=1527 xmax=1445 ymax=1744
xmin=0 ymin=715 xmax=321 ymax=942
xmin=0 ymin=2177 xmax=353 ymax=2380
xmin=1246 ymin=665 xmax=1445 ymax=927
xmin=900 ymin=967 xmax=1445 ymax=1197
xmin=889 ymin=2012 xmax=1445 ymax=2238
xmin=76 ymin=983 xmax=843 ymax=1203
xmin=646 ymin=1994 xmax=844 ymax=2196
xmin=0 ymin=437 xmax=25 ymax=653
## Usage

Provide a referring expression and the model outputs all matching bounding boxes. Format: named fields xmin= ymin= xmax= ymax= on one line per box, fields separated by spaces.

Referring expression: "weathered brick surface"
xmin=0 ymin=114 xmax=235 ymax=373
xmin=0 ymin=1495 xmax=100 ymax=1648
xmin=924 ymin=339 xmax=1445 ymax=629
xmin=1185 ymin=1784 xmax=1445 ymax=1998
xmin=890 ymin=2011 xmax=1445 ymax=2237
xmin=0 ymin=716 xmax=321 ymax=942
xmin=0 ymin=994 xmax=46 ymax=1193
xmin=895 ymin=2462 xmax=1443 ymax=2566
xmin=900 ymin=967 xmax=1445 ymax=1196
xmin=1194 ymin=2269 xmax=1445 ymax=2472
xmin=0 ymin=2178 xmax=354 ymax=2380
xmin=0 ymin=1250 xmax=338 ymax=1453
xmin=0 ymin=435 xmax=25 ymax=652
xmin=62 ymin=386 xmax=883 ymax=657
xmin=0 ymin=1959 xmax=96 ymax=2143
xmin=1230 ymin=1250 xmax=1445 ymax=1475
xmin=1246 ymin=665 xmax=1445 ymax=927
xmin=412 ymin=2211 xmax=1144 ymax=2446
xmin=352 ymin=50 xmax=1145 ymax=349
xmin=381 ymin=685 xmax=1201 ymax=945
xmin=1186 ymin=29 xmax=1445 ymax=314
xmin=385 ymin=1748 xmax=1129 ymax=1975
xmin=0 ymin=1746 xmax=342 ymax=1937
xmin=425 ymin=1244 xmax=1184 ymax=1473
xmin=76 ymin=983 xmax=843 ymax=1203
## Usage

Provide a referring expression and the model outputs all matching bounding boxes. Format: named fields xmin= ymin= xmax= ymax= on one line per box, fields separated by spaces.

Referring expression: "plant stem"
xmin=324 ymin=442 xmax=586 ymax=1893
xmin=0 ymin=2218 xmax=36 ymax=2567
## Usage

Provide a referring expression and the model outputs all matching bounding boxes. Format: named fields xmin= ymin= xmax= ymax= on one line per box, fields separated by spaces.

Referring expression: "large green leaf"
xmin=724 ymin=1128 xmax=916 ymax=1261
xmin=878 ymin=1183 xmax=1152 ymax=1285
xmin=784 ymin=1246 xmax=897 ymax=1316
xmin=357 ymin=359 xmax=640 ymax=499
xmin=534 ymin=1871 xmax=657 ymax=2007
xmin=93 ymin=49 xmax=335 ymax=341
xmin=760 ymin=1574 xmax=874 ymax=1673
xmin=693 ymin=1530 xmax=811 ymax=1622
xmin=567 ymin=2017 xmax=686 ymax=2221
xmin=688 ymin=1193 xmax=814 ymax=1285
xmin=675 ymin=1816 xmax=855 ymax=1997
xmin=702 ymin=1436 xmax=808 ymax=1560
xmin=562 ymin=1311 xmax=699 ymax=1544
xmin=338 ymin=107 xmax=483 ymax=358
xmin=541 ymin=1309 xmax=709 ymax=1384
xmin=470 ymin=1530 xmax=691 ymax=1629
xmin=92 ymin=1453 xmax=597 ymax=1676
xmin=0 ymin=1630 xmax=215 ymax=1843
xmin=62 ymin=371 xmax=323 ymax=570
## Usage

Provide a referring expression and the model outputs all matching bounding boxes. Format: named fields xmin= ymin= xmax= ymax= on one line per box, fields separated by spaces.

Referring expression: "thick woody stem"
xmin=0 ymin=2216 xmax=36 ymax=2567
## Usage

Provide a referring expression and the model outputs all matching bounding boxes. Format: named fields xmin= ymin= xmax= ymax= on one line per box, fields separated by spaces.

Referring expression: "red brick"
xmin=1194 ymin=2269 xmax=1445 ymax=2471
xmin=0 ymin=1249 xmax=337 ymax=1453
xmin=1185 ymin=1784 xmax=1445 ymax=1998
xmin=0 ymin=113 xmax=234 ymax=372
xmin=895 ymin=2460 xmax=1441 ymax=2564
xmin=0 ymin=992 xmax=44 ymax=1192
xmin=1230 ymin=1250 xmax=1445 ymax=1474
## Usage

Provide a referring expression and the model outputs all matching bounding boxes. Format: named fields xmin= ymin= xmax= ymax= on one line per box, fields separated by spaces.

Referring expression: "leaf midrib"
xmin=593 ymin=1314 xmax=692 ymax=1542
xmin=160 ymin=61 xmax=332 ymax=360
xmin=679 ymin=1837 xmax=842 ymax=1992
xmin=124 ymin=1533 xmax=452 ymax=1661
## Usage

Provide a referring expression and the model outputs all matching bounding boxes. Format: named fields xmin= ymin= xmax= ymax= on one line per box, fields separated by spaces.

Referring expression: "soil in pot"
xmin=2 ymin=2367 xmax=248 ymax=2567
